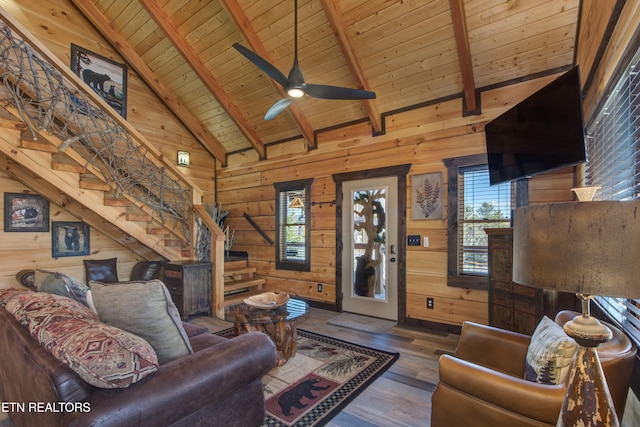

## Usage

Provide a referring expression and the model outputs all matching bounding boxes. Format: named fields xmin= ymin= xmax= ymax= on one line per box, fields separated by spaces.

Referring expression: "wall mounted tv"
xmin=485 ymin=66 xmax=586 ymax=186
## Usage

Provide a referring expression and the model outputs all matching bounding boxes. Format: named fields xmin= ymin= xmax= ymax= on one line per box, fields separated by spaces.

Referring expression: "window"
xmin=274 ymin=179 xmax=312 ymax=271
xmin=586 ymin=46 xmax=640 ymax=344
xmin=444 ymin=154 xmax=514 ymax=288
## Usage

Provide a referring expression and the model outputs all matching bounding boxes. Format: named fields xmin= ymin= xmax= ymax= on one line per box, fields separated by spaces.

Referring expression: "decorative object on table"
xmin=51 ymin=221 xmax=90 ymax=257
xmin=244 ymin=291 xmax=290 ymax=309
xmin=70 ymin=43 xmax=127 ymax=118
xmin=513 ymin=187 xmax=640 ymax=427
xmin=214 ymin=328 xmax=398 ymax=427
xmin=412 ymin=172 xmax=442 ymax=219
xmin=3 ymin=193 xmax=49 ymax=232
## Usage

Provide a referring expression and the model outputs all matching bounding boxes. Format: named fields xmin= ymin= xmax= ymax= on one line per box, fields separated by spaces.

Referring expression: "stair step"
xmin=223 ymin=259 xmax=249 ymax=270
xmin=224 ymin=266 xmax=256 ymax=277
xmin=146 ymin=221 xmax=170 ymax=235
xmin=20 ymin=132 xmax=57 ymax=153
xmin=79 ymin=175 xmax=111 ymax=191
xmin=164 ymin=238 xmax=186 ymax=248
xmin=104 ymin=193 xmax=131 ymax=207
xmin=126 ymin=205 xmax=151 ymax=221
xmin=51 ymin=153 xmax=84 ymax=173
xmin=224 ymin=277 xmax=265 ymax=292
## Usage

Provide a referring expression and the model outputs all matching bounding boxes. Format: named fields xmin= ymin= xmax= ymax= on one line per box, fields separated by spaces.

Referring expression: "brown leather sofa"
xmin=431 ymin=311 xmax=636 ymax=427
xmin=0 ymin=306 xmax=277 ymax=427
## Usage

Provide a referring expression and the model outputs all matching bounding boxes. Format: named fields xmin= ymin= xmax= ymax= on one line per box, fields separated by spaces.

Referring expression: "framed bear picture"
xmin=70 ymin=44 xmax=127 ymax=118
xmin=3 ymin=193 xmax=49 ymax=232
xmin=52 ymin=221 xmax=90 ymax=258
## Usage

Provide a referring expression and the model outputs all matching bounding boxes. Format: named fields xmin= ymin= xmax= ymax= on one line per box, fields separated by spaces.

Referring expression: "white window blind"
xmin=587 ymin=48 xmax=640 ymax=344
xmin=458 ymin=166 xmax=512 ymax=275
xmin=278 ymin=189 xmax=306 ymax=262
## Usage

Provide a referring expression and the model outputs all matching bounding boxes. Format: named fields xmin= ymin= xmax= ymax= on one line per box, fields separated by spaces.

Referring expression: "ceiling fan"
xmin=232 ymin=0 xmax=376 ymax=120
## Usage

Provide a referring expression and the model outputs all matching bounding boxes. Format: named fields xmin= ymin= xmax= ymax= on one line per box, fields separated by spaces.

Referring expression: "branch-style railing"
xmin=0 ymin=12 xmax=200 ymax=241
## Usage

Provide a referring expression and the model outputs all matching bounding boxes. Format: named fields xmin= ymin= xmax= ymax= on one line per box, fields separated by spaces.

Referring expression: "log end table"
xmin=224 ymin=297 xmax=309 ymax=366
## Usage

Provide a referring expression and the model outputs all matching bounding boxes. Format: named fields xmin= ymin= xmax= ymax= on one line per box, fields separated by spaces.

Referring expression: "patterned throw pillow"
xmin=525 ymin=316 xmax=578 ymax=385
xmin=89 ymin=279 xmax=193 ymax=364
xmin=5 ymin=292 xmax=158 ymax=388
xmin=0 ymin=287 xmax=30 ymax=307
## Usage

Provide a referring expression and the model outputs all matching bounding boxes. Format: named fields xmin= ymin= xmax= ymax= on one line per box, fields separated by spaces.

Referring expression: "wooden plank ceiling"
xmin=71 ymin=0 xmax=580 ymax=165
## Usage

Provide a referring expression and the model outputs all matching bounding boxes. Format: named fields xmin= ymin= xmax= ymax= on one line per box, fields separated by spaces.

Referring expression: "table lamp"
xmin=512 ymin=189 xmax=640 ymax=427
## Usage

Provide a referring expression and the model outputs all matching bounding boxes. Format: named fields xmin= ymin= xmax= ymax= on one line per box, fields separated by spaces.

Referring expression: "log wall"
xmin=217 ymin=75 xmax=575 ymax=327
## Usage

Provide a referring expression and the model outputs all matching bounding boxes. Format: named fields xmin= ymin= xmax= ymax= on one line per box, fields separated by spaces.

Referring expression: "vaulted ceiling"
xmin=70 ymin=0 xmax=581 ymax=165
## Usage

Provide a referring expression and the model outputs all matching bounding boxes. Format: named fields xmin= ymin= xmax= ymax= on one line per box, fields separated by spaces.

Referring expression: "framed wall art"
xmin=4 ymin=193 xmax=50 ymax=232
xmin=52 ymin=221 xmax=90 ymax=258
xmin=412 ymin=172 xmax=443 ymax=220
xmin=70 ymin=43 xmax=127 ymax=118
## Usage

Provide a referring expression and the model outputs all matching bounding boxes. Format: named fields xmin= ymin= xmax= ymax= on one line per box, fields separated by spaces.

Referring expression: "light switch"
xmin=423 ymin=236 xmax=429 ymax=248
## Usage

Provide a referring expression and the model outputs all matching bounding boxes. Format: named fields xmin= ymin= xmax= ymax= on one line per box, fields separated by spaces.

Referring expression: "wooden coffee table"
xmin=224 ymin=298 xmax=309 ymax=366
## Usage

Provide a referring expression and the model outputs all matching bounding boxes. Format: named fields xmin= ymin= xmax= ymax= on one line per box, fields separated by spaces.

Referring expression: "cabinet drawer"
xmin=165 ymin=283 xmax=182 ymax=295
xmin=164 ymin=269 xmax=182 ymax=279
xmin=514 ymin=283 xmax=537 ymax=299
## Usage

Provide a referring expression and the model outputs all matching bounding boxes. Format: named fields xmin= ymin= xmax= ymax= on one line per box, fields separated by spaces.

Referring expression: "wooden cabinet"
xmin=485 ymin=228 xmax=578 ymax=335
xmin=486 ymin=228 xmax=542 ymax=335
xmin=163 ymin=261 xmax=212 ymax=320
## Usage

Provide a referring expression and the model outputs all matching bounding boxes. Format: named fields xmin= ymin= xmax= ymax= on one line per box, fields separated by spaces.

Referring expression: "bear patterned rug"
xmin=216 ymin=328 xmax=399 ymax=427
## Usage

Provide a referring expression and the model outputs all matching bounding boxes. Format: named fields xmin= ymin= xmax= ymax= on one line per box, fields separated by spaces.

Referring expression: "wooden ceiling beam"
xmin=220 ymin=0 xmax=316 ymax=149
xmin=138 ymin=0 xmax=266 ymax=159
xmin=320 ymin=0 xmax=382 ymax=134
xmin=449 ymin=0 xmax=479 ymax=114
xmin=71 ymin=0 xmax=229 ymax=166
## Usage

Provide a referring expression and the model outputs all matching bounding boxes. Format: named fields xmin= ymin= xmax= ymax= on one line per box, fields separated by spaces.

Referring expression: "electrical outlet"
xmin=317 ymin=283 xmax=323 ymax=292
xmin=408 ymin=234 xmax=421 ymax=246
xmin=427 ymin=297 xmax=434 ymax=309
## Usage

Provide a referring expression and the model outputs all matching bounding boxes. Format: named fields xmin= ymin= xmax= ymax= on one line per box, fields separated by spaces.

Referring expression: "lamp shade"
xmin=513 ymin=201 xmax=640 ymax=298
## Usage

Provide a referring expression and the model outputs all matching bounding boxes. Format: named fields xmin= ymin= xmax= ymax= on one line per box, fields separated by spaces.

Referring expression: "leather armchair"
xmin=431 ymin=311 xmax=636 ymax=427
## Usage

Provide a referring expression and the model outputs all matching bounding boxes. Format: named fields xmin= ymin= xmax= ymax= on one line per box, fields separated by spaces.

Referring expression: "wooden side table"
xmin=224 ymin=298 xmax=309 ymax=366
xmin=163 ymin=261 xmax=212 ymax=320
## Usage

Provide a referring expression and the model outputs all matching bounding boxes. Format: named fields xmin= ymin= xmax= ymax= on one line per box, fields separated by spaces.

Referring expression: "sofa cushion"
xmin=15 ymin=269 xmax=36 ymax=290
xmin=89 ymin=279 xmax=193 ymax=364
xmin=4 ymin=292 xmax=158 ymax=388
xmin=84 ymin=258 xmax=119 ymax=283
xmin=0 ymin=287 xmax=30 ymax=307
xmin=35 ymin=269 xmax=89 ymax=306
xmin=525 ymin=315 xmax=578 ymax=385
xmin=130 ymin=261 xmax=163 ymax=281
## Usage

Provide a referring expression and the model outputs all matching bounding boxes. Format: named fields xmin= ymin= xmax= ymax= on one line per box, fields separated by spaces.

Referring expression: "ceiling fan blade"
xmin=264 ymin=98 xmax=293 ymax=120
xmin=305 ymin=84 xmax=376 ymax=100
xmin=233 ymin=43 xmax=289 ymax=89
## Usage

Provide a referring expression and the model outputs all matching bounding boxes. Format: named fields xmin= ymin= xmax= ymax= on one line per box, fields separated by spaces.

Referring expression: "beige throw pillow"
xmin=525 ymin=316 xmax=578 ymax=385
xmin=89 ymin=279 xmax=193 ymax=364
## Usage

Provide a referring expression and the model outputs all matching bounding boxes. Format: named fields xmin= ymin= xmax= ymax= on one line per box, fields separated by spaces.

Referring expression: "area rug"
xmin=326 ymin=312 xmax=397 ymax=334
xmin=215 ymin=328 xmax=399 ymax=426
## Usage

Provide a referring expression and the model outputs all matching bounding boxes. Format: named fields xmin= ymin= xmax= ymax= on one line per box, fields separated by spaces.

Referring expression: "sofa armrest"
xmin=63 ymin=332 xmax=277 ymax=427
xmin=454 ymin=321 xmax=531 ymax=377
xmin=438 ymin=354 xmax=565 ymax=425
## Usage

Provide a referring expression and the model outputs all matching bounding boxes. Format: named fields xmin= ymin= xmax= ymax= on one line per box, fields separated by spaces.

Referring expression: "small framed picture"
xmin=70 ymin=44 xmax=127 ymax=118
xmin=52 ymin=221 xmax=90 ymax=258
xmin=4 ymin=193 xmax=50 ymax=232
xmin=412 ymin=172 xmax=443 ymax=220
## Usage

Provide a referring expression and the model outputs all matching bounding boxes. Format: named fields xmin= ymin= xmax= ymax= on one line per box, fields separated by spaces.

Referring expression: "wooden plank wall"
xmin=0 ymin=171 xmax=140 ymax=287
xmin=217 ymin=75 xmax=574 ymax=327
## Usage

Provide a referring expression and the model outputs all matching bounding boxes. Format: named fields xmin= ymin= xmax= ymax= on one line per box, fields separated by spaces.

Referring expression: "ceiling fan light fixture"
xmin=287 ymin=87 xmax=304 ymax=98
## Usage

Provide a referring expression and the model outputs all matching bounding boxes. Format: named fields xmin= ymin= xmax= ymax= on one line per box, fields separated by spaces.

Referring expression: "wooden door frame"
xmin=333 ymin=164 xmax=411 ymax=323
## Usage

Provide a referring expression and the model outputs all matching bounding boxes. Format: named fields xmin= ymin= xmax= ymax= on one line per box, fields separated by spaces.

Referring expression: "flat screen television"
xmin=485 ymin=66 xmax=586 ymax=186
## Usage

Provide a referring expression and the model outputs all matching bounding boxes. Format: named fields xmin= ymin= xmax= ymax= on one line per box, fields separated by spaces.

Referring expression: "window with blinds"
xmin=586 ymin=48 xmax=640 ymax=344
xmin=274 ymin=179 xmax=312 ymax=272
xmin=458 ymin=166 xmax=512 ymax=275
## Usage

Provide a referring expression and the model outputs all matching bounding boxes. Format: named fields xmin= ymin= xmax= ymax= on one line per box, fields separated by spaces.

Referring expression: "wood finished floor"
xmin=190 ymin=308 xmax=460 ymax=427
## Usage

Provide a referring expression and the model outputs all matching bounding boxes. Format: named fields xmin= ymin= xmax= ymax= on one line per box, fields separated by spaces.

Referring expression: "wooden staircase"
xmin=0 ymin=107 xmax=190 ymax=261
xmin=223 ymin=257 xmax=265 ymax=306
